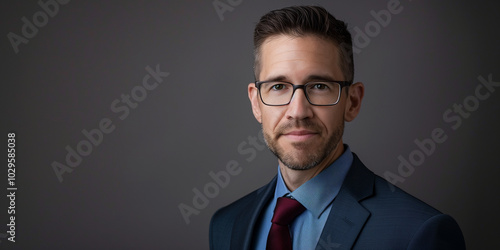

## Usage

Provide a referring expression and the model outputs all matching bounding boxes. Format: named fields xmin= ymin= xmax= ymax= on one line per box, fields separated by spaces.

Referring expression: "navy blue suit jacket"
xmin=209 ymin=154 xmax=465 ymax=249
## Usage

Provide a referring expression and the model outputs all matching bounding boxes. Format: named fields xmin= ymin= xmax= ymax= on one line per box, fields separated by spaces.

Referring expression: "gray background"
xmin=1 ymin=0 xmax=499 ymax=249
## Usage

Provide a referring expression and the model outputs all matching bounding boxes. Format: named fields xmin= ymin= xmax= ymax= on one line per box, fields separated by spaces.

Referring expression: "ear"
xmin=344 ymin=82 xmax=364 ymax=122
xmin=248 ymin=83 xmax=262 ymax=123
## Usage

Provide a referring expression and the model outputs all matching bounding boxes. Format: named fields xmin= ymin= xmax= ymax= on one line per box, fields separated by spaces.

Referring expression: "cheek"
xmin=316 ymin=108 xmax=344 ymax=133
xmin=261 ymin=107 xmax=285 ymax=131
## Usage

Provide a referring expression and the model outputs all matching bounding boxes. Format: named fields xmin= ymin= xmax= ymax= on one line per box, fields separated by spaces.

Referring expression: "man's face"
xmin=248 ymin=35 xmax=350 ymax=170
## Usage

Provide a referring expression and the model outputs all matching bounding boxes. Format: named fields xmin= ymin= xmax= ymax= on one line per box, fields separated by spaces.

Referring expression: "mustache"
xmin=275 ymin=119 xmax=322 ymax=136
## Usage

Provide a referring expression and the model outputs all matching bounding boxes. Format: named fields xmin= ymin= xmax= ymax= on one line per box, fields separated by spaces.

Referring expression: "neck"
xmin=279 ymin=143 xmax=344 ymax=191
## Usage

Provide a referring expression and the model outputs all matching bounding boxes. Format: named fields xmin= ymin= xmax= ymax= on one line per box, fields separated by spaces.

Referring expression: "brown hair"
xmin=253 ymin=6 xmax=354 ymax=82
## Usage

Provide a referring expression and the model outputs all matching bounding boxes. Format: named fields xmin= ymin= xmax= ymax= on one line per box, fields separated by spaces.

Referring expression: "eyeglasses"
xmin=254 ymin=80 xmax=352 ymax=106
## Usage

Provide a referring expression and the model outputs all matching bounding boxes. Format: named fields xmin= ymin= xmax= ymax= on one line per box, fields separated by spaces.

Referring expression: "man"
xmin=210 ymin=5 xmax=465 ymax=250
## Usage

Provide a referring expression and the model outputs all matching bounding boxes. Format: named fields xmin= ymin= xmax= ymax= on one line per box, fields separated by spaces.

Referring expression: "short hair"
xmin=253 ymin=6 xmax=354 ymax=82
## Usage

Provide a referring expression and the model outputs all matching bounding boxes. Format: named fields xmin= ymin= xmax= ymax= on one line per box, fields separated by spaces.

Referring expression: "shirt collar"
xmin=274 ymin=145 xmax=353 ymax=218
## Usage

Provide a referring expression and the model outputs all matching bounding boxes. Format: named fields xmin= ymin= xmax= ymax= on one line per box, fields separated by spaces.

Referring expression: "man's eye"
xmin=312 ymin=83 xmax=328 ymax=90
xmin=271 ymin=84 xmax=285 ymax=90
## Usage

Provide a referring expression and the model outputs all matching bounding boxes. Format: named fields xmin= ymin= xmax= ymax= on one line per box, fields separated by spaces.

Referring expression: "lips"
xmin=282 ymin=130 xmax=318 ymax=141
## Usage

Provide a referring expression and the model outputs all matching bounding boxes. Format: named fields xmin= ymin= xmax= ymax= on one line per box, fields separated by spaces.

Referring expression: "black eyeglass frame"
xmin=254 ymin=80 xmax=352 ymax=106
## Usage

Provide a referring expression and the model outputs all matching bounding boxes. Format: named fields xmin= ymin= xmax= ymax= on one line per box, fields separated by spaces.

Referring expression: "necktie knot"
xmin=271 ymin=197 xmax=306 ymax=225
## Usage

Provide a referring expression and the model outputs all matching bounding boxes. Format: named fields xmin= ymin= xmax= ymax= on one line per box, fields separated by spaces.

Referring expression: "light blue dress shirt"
xmin=252 ymin=145 xmax=353 ymax=250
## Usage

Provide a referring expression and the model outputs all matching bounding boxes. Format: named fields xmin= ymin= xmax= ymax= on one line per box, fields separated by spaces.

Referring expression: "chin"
xmin=282 ymin=159 xmax=320 ymax=171
xmin=280 ymin=150 xmax=323 ymax=170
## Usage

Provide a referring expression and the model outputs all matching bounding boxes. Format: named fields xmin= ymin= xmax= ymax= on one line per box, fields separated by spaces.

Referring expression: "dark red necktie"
xmin=266 ymin=197 xmax=306 ymax=250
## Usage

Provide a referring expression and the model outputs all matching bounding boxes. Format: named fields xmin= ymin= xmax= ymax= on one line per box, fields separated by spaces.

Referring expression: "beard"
xmin=263 ymin=119 xmax=344 ymax=171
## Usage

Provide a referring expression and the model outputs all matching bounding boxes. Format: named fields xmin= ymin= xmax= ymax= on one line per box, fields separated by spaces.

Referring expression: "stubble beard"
xmin=263 ymin=119 xmax=344 ymax=171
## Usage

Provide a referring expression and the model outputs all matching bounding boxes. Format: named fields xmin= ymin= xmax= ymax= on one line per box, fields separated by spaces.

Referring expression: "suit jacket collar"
xmin=230 ymin=176 xmax=277 ymax=250
xmin=316 ymin=153 xmax=374 ymax=250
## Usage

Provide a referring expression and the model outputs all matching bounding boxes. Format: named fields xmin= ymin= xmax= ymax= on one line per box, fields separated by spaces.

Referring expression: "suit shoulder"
xmin=210 ymin=179 xmax=274 ymax=227
xmin=407 ymin=213 xmax=466 ymax=249
xmin=354 ymin=172 xmax=465 ymax=248
xmin=366 ymin=175 xmax=442 ymax=218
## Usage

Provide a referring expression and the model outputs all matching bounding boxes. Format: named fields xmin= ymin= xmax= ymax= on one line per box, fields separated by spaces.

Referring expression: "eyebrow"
xmin=262 ymin=74 xmax=339 ymax=83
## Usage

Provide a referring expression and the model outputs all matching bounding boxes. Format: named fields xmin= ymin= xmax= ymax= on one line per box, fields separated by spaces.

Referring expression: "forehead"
xmin=259 ymin=35 xmax=342 ymax=81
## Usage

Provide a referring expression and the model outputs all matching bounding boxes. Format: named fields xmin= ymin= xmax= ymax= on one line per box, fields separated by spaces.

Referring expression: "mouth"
xmin=282 ymin=130 xmax=318 ymax=142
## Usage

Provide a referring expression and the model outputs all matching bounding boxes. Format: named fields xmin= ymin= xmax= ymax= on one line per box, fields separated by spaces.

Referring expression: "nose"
xmin=285 ymin=88 xmax=313 ymax=120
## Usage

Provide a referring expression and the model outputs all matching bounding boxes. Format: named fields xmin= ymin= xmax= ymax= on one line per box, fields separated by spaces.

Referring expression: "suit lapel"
xmin=316 ymin=154 xmax=375 ymax=250
xmin=230 ymin=176 xmax=276 ymax=250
